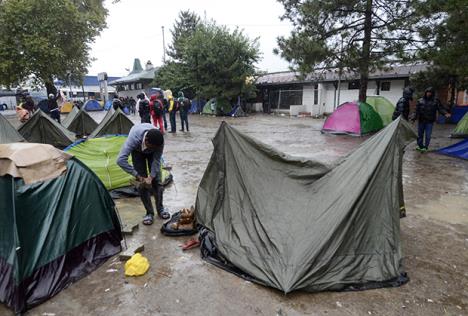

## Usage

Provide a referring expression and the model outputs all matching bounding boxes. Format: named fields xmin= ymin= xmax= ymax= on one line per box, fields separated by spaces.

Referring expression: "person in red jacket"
xmin=149 ymin=94 xmax=165 ymax=133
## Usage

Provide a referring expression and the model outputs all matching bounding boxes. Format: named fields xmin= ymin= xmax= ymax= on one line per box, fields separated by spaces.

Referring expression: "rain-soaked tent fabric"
xmin=61 ymin=105 xmax=79 ymax=127
xmin=366 ymin=96 xmax=395 ymax=126
xmin=0 ymin=144 xmax=122 ymax=313
xmin=202 ymin=98 xmax=232 ymax=116
xmin=437 ymin=139 xmax=468 ymax=160
xmin=83 ymin=99 xmax=103 ymax=111
xmin=17 ymin=110 xmax=75 ymax=148
xmin=65 ymin=135 xmax=173 ymax=190
xmin=63 ymin=107 xmax=98 ymax=136
xmin=89 ymin=108 xmax=134 ymax=138
xmin=196 ymin=118 xmax=415 ymax=293
xmin=0 ymin=113 xmax=24 ymax=143
xmin=451 ymin=112 xmax=468 ymax=138
xmin=322 ymin=101 xmax=384 ymax=136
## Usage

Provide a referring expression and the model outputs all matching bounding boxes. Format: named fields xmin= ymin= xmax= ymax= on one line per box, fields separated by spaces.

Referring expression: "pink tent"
xmin=322 ymin=102 xmax=361 ymax=135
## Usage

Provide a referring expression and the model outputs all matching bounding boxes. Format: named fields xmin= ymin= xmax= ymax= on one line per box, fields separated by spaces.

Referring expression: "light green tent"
xmin=63 ymin=107 xmax=98 ymax=136
xmin=451 ymin=112 xmax=468 ymax=138
xmin=197 ymin=118 xmax=415 ymax=293
xmin=366 ymin=96 xmax=395 ymax=126
xmin=66 ymin=135 xmax=173 ymax=190
xmin=89 ymin=108 xmax=134 ymax=138
xmin=202 ymin=98 xmax=232 ymax=116
xmin=18 ymin=110 xmax=75 ymax=148
xmin=0 ymin=113 xmax=24 ymax=143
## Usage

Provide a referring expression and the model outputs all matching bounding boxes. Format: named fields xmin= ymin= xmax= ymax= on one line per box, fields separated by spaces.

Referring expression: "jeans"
xmin=140 ymin=113 xmax=151 ymax=124
xmin=180 ymin=111 xmax=189 ymax=131
xmin=131 ymin=151 xmax=163 ymax=216
xmin=169 ymin=111 xmax=176 ymax=132
xmin=417 ymin=121 xmax=433 ymax=149
xmin=163 ymin=109 xmax=168 ymax=130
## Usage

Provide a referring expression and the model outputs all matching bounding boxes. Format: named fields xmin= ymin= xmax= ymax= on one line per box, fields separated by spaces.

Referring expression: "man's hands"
xmin=136 ymin=175 xmax=153 ymax=185
xmin=445 ymin=113 xmax=451 ymax=118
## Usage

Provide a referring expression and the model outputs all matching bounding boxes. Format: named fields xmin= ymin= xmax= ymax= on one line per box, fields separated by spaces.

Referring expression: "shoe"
xmin=180 ymin=129 xmax=184 ymax=132
xmin=416 ymin=146 xmax=424 ymax=152
xmin=422 ymin=147 xmax=428 ymax=153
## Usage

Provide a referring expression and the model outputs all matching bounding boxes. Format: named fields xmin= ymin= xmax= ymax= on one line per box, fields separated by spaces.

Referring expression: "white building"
xmin=56 ymin=75 xmax=120 ymax=101
xmin=256 ymin=64 xmax=427 ymax=116
xmin=109 ymin=59 xmax=158 ymax=99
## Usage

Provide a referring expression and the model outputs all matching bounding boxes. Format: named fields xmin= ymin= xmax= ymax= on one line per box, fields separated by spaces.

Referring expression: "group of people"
xmin=392 ymin=86 xmax=451 ymax=152
xmin=111 ymin=95 xmax=137 ymax=115
xmin=131 ymin=89 xmax=191 ymax=134
xmin=16 ymin=92 xmax=64 ymax=123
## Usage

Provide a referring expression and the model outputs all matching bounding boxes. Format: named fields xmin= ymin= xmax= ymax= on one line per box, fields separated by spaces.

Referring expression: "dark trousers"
xmin=131 ymin=151 xmax=163 ymax=216
xmin=50 ymin=109 xmax=60 ymax=124
xmin=163 ymin=110 xmax=168 ymax=130
xmin=140 ymin=113 xmax=151 ymax=124
xmin=169 ymin=111 xmax=176 ymax=132
xmin=180 ymin=111 xmax=189 ymax=131
xmin=417 ymin=121 xmax=433 ymax=149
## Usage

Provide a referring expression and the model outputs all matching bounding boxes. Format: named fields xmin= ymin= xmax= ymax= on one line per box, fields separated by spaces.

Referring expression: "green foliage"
xmin=275 ymin=0 xmax=423 ymax=101
xmin=0 ymin=0 xmax=107 ymax=88
xmin=167 ymin=10 xmax=200 ymax=61
xmin=415 ymin=0 xmax=468 ymax=89
xmin=155 ymin=14 xmax=260 ymax=101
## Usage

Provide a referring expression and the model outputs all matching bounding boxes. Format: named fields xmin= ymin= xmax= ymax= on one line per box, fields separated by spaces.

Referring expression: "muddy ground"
xmin=1 ymin=113 xmax=467 ymax=316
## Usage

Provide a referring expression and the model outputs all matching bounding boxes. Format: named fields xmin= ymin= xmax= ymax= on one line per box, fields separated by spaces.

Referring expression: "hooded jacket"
xmin=416 ymin=87 xmax=447 ymax=123
xmin=392 ymin=87 xmax=413 ymax=120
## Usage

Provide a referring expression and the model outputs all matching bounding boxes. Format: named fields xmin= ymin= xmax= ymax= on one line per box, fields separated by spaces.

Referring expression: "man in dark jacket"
xmin=392 ymin=87 xmax=414 ymax=120
xmin=415 ymin=87 xmax=451 ymax=152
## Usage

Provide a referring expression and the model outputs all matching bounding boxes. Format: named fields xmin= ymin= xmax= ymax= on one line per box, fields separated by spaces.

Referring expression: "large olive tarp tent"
xmin=65 ymin=135 xmax=173 ymax=190
xmin=366 ymin=96 xmax=395 ymax=126
xmin=0 ymin=113 xmax=24 ymax=143
xmin=17 ymin=110 xmax=75 ymax=148
xmin=63 ymin=107 xmax=98 ymax=136
xmin=322 ymin=101 xmax=384 ymax=136
xmin=451 ymin=112 xmax=468 ymax=138
xmin=0 ymin=143 xmax=122 ymax=313
xmin=89 ymin=108 xmax=134 ymax=138
xmin=61 ymin=105 xmax=79 ymax=126
xmin=202 ymin=98 xmax=232 ymax=116
xmin=196 ymin=118 xmax=415 ymax=293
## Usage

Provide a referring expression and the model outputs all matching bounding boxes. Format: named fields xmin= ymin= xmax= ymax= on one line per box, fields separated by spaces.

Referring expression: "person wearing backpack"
xmin=137 ymin=93 xmax=151 ymax=123
xmin=178 ymin=91 xmax=190 ymax=132
xmin=149 ymin=94 xmax=165 ymax=133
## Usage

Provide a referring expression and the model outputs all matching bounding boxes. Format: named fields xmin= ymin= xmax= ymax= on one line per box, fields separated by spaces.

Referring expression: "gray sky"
xmin=88 ymin=0 xmax=293 ymax=77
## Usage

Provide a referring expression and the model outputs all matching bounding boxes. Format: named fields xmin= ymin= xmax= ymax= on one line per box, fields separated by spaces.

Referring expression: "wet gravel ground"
xmin=1 ymin=112 xmax=467 ymax=316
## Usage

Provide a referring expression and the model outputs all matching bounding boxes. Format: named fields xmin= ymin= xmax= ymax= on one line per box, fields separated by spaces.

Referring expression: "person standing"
xmin=178 ymin=91 xmax=190 ymax=132
xmin=392 ymin=87 xmax=414 ymax=121
xmin=129 ymin=96 xmax=137 ymax=115
xmin=112 ymin=94 xmax=123 ymax=111
xmin=149 ymin=94 xmax=165 ymax=133
xmin=116 ymin=124 xmax=170 ymax=225
xmin=137 ymin=93 xmax=151 ymax=123
xmin=166 ymin=90 xmax=177 ymax=133
xmin=48 ymin=93 xmax=61 ymax=123
xmin=414 ymin=87 xmax=451 ymax=152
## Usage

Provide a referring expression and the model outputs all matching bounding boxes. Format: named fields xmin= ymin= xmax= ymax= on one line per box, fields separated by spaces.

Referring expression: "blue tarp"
xmin=190 ymin=99 xmax=205 ymax=113
xmin=451 ymin=106 xmax=468 ymax=123
xmin=84 ymin=99 xmax=103 ymax=111
xmin=104 ymin=100 xmax=113 ymax=111
xmin=437 ymin=139 xmax=468 ymax=160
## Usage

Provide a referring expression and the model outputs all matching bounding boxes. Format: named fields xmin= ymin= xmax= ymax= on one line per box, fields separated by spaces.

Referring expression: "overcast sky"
xmin=88 ymin=0 xmax=293 ymax=77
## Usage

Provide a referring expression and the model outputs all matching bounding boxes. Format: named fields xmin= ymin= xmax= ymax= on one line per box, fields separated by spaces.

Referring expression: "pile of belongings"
xmin=161 ymin=207 xmax=198 ymax=236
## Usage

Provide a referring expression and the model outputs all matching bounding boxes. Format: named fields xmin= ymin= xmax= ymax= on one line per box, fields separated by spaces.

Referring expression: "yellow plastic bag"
xmin=124 ymin=253 xmax=150 ymax=277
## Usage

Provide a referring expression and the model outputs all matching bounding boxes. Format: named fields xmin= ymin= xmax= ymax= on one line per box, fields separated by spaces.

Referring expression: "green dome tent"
xmin=366 ymin=96 xmax=395 ymax=126
xmin=63 ymin=107 xmax=98 ymax=136
xmin=0 ymin=143 xmax=122 ymax=313
xmin=451 ymin=112 xmax=468 ymax=138
xmin=18 ymin=110 xmax=75 ymax=148
xmin=202 ymin=98 xmax=232 ymax=116
xmin=0 ymin=113 xmax=24 ymax=143
xmin=66 ymin=135 xmax=173 ymax=190
xmin=89 ymin=108 xmax=134 ymax=138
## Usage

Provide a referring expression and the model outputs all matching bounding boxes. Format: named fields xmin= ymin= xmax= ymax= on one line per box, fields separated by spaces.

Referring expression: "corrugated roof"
xmin=109 ymin=67 xmax=158 ymax=85
xmin=256 ymin=64 xmax=428 ymax=85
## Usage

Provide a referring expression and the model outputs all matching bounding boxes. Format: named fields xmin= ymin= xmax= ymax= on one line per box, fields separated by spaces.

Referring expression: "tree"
xmin=275 ymin=0 xmax=425 ymax=101
xmin=0 ymin=0 xmax=107 ymax=94
xmin=155 ymin=18 xmax=260 ymax=102
xmin=167 ymin=10 xmax=200 ymax=61
xmin=414 ymin=0 xmax=468 ymax=105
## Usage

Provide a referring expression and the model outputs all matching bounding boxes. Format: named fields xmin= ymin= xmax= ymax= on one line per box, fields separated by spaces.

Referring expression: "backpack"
xmin=139 ymin=100 xmax=149 ymax=114
xmin=151 ymin=99 xmax=164 ymax=116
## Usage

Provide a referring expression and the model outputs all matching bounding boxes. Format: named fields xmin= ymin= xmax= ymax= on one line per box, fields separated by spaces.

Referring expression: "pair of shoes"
xmin=416 ymin=146 xmax=424 ymax=152
xmin=168 ymin=131 xmax=176 ymax=133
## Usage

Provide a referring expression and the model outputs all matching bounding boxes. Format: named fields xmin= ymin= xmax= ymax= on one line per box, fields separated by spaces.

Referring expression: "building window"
xmin=381 ymin=81 xmax=391 ymax=91
xmin=136 ymin=83 xmax=143 ymax=90
xmin=268 ymin=87 xmax=303 ymax=110
xmin=348 ymin=81 xmax=360 ymax=90
xmin=313 ymin=83 xmax=319 ymax=105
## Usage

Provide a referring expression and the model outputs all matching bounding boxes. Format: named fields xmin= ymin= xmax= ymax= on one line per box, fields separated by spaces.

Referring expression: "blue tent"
xmin=84 ymin=99 xmax=103 ymax=111
xmin=190 ymin=99 xmax=205 ymax=113
xmin=437 ymin=139 xmax=468 ymax=160
xmin=451 ymin=106 xmax=468 ymax=123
